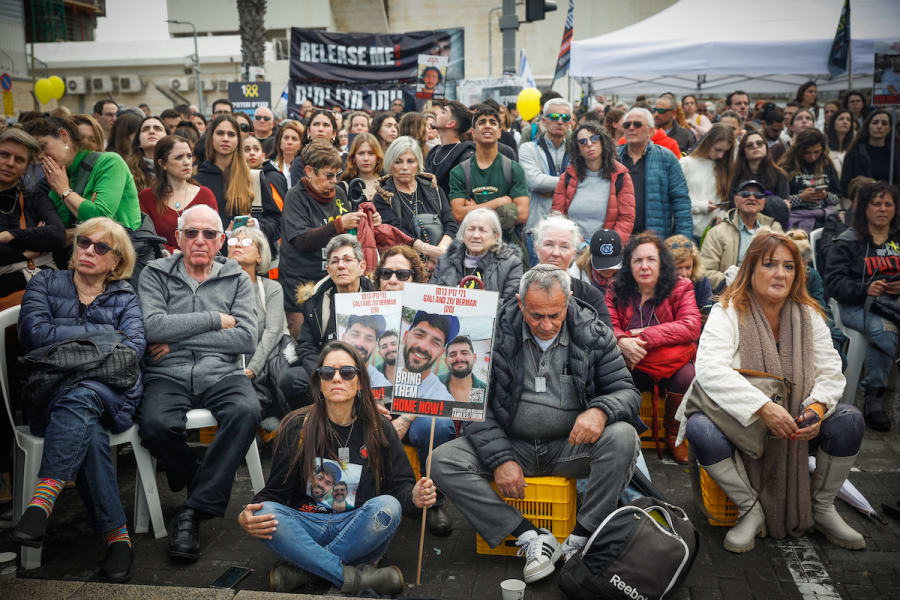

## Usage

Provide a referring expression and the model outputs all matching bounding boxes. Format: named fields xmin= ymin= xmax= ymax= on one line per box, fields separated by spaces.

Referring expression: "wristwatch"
xmin=61 ymin=188 xmax=74 ymax=200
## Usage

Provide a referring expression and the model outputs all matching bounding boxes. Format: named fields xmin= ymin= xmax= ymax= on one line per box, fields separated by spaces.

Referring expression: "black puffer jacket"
xmin=465 ymin=296 xmax=645 ymax=471
xmin=429 ymin=241 xmax=523 ymax=303
xmin=823 ymin=227 xmax=900 ymax=307
xmin=262 ymin=159 xmax=288 ymax=201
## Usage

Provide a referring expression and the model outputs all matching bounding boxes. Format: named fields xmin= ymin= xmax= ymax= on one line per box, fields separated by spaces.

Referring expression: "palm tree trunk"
xmin=237 ymin=0 xmax=267 ymax=78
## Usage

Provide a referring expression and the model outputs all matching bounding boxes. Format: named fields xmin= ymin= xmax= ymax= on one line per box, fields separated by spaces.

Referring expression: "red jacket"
xmin=357 ymin=201 xmax=415 ymax=270
xmin=605 ymin=277 xmax=701 ymax=349
xmin=551 ymin=161 xmax=636 ymax=244
xmin=617 ymin=129 xmax=681 ymax=158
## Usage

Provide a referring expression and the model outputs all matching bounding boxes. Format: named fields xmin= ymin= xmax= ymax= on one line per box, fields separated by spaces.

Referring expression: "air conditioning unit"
xmin=91 ymin=75 xmax=113 ymax=93
xmin=118 ymin=75 xmax=141 ymax=93
xmin=201 ymin=78 xmax=216 ymax=92
xmin=66 ymin=76 xmax=87 ymax=95
xmin=169 ymin=77 xmax=193 ymax=92
xmin=217 ymin=79 xmax=230 ymax=91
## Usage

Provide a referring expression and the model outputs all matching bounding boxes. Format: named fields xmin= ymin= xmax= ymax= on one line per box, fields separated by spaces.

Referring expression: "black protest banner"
xmin=287 ymin=81 xmax=414 ymax=116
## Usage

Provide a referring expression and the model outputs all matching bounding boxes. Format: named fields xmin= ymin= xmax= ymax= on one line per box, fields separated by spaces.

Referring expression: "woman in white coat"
xmin=678 ymin=124 xmax=735 ymax=241
xmin=677 ymin=232 xmax=865 ymax=554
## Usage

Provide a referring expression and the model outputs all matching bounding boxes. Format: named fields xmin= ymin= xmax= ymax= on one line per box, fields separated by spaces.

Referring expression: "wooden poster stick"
xmin=415 ymin=415 xmax=437 ymax=586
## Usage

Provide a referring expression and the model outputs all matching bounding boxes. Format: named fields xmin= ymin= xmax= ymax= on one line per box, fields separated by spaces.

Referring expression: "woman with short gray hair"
xmin=430 ymin=207 xmax=523 ymax=302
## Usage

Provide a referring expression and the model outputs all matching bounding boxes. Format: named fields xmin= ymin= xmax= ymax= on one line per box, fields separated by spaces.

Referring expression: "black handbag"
xmin=19 ymin=330 xmax=139 ymax=416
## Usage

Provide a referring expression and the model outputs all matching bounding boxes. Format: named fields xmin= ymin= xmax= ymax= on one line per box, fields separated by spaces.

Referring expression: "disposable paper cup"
xmin=500 ymin=578 xmax=526 ymax=600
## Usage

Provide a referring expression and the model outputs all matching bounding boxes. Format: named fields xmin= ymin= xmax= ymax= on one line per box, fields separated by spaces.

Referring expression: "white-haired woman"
xmin=429 ymin=207 xmax=523 ymax=302
xmin=374 ymin=136 xmax=457 ymax=263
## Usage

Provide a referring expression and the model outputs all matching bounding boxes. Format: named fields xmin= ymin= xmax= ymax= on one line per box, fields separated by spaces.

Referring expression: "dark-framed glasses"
xmin=740 ymin=191 xmax=765 ymax=199
xmin=622 ymin=121 xmax=644 ymax=130
xmin=378 ymin=268 xmax=414 ymax=281
xmin=577 ymin=134 xmax=601 ymax=146
xmin=316 ymin=365 xmax=360 ymax=381
xmin=181 ymin=228 xmax=221 ymax=240
xmin=75 ymin=236 xmax=115 ymax=256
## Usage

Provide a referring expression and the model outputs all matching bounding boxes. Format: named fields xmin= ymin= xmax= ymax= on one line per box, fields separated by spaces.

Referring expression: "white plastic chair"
xmin=829 ymin=299 xmax=866 ymax=406
xmin=809 ymin=228 xmax=823 ymax=271
xmin=0 ymin=306 xmax=167 ymax=570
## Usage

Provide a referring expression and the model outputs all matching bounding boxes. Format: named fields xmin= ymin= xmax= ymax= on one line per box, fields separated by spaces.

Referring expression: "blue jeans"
xmin=407 ymin=416 xmax=456 ymax=506
xmin=257 ymin=496 xmax=402 ymax=587
xmin=839 ymin=302 xmax=899 ymax=391
xmin=37 ymin=385 xmax=126 ymax=534
xmin=685 ymin=403 xmax=865 ymax=466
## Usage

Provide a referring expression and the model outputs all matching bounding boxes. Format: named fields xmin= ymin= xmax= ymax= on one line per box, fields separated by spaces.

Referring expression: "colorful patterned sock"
xmin=104 ymin=523 xmax=131 ymax=547
xmin=27 ymin=478 xmax=64 ymax=517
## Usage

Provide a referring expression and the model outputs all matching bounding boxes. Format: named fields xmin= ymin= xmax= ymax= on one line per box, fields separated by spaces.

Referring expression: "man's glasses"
xmin=652 ymin=107 xmax=673 ymax=114
xmin=76 ymin=236 xmax=115 ymax=256
xmin=739 ymin=191 xmax=765 ymax=199
xmin=227 ymin=237 xmax=255 ymax=247
xmin=239 ymin=123 xmax=252 ymax=133
xmin=317 ymin=169 xmax=343 ymax=181
xmin=545 ymin=113 xmax=572 ymax=122
xmin=316 ymin=365 xmax=359 ymax=381
xmin=181 ymin=228 xmax=221 ymax=240
xmin=577 ymin=134 xmax=601 ymax=146
xmin=378 ymin=268 xmax=414 ymax=281
xmin=623 ymin=121 xmax=644 ymax=130
xmin=254 ymin=115 xmax=271 ymax=121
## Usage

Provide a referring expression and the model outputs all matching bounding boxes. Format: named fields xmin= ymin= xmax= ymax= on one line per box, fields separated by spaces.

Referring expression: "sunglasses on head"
xmin=740 ymin=191 xmax=765 ymax=199
xmin=76 ymin=235 xmax=115 ymax=256
xmin=577 ymin=134 xmax=601 ymax=146
xmin=254 ymin=115 xmax=271 ymax=121
xmin=545 ymin=112 xmax=572 ymax=122
xmin=227 ymin=237 xmax=255 ymax=247
xmin=181 ymin=228 xmax=221 ymax=240
xmin=623 ymin=121 xmax=644 ymax=130
xmin=316 ymin=365 xmax=360 ymax=381
xmin=668 ymin=241 xmax=694 ymax=251
xmin=378 ymin=268 xmax=414 ymax=281
xmin=239 ymin=123 xmax=252 ymax=132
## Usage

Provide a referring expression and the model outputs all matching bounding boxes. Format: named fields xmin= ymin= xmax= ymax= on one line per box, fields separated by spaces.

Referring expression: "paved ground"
xmin=1 ymin=393 xmax=898 ymax=600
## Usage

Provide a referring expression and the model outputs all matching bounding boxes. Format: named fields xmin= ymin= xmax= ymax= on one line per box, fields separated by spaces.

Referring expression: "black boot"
xmin=102 ymin=541 xmax=134 ymax=583
xmin=864 ymin=387 xmax=891 ymax=432
xmin=269 ymin=561 xmax=318 ymax=592
xmin=10 ymin=506 xmax=48 ymax=548
xmin=426 ymin=505 xmax=452 ymax=537
xmin=168 ymin=506 xmax=200 ymax=560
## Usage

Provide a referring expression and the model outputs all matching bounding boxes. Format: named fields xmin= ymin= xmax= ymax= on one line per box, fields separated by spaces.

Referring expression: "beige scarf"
xmin=738 ymin=295 xmax=815 ymax=538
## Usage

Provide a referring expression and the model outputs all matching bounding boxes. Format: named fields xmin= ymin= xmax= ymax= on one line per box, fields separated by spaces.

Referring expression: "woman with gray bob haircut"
xmin=430 ymin=207 xmax=523 ymax=302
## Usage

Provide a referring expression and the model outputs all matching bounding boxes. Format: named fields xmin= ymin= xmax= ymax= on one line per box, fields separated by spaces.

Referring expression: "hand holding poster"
xmin=335 ymin=291 xmax=403 ymax=404
xmin=391 ymin=283 xmax=498 ymax=422
xmin=416 ymin=54 xmax=448 ymax=100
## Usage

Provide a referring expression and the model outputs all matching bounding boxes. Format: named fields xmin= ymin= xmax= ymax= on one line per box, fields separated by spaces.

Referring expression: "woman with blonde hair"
xmin=11 ymin=216 xmax=145 ymax=582
xmin=679 ymin=124 xmax=736 ymax=240
xmin=665 ymin=234 xmax=712 ymax=310
xmin=341 ymin=132 xmax=384 ymax=202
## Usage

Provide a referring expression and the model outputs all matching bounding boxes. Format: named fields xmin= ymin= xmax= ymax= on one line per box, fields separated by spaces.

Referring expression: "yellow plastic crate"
xmin=403 ymin=443 xmax=421 ymax=477
xmin=639 ymin=390 xmax=665 ymax=449
xmin=197 ymin=426 xmax=217 ymax=445
xmin=700 ymin=466 xmax=738 ymax=526
xmin=475 ymin=476 xmax=576 ymax=556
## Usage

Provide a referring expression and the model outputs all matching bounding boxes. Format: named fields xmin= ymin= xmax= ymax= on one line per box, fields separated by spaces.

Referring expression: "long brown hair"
xmin=719 ymin=232 xmax=823 ymax=318
xmin=779 ymin=128 xmax=830 ymax=177
xmin=375 ymin=245 xmax=428 ymax=287
xmin=343 ymin=133 xmax=384 ymax=181
xmin=206 ymin=115 xmax=255 ymax=216
xmin=275 ymin=341 xmax=390 ymax=490
xmin=274 ymin=120 xmax=304 ymax=170
xmin=690 ymin=123 xmax=735 ymax=203
xmin=398 ymin=112 xmax=429 ymax=158
xmin=731 ymin=131 xmax=786 ymax=193
xmin=150 ymin=135 xmax=197 ymax=214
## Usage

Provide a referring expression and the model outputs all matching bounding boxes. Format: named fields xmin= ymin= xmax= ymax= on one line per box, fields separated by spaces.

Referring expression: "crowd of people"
xmin=0 ymin=80 xmax=896 ymax=594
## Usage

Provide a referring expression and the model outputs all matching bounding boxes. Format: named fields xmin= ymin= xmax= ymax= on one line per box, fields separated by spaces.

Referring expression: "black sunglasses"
xmin=76 ymin=235 xmax=115 ymax=256
xmin=739 ymin=191 xmax=765 ymax=199
xmin=577 ymin=134 xmax=601 ymax=146
xmin=239 ymin=123 xmax=252 ymax=132
xmin=181 ymin=228 xmax=221 ymax=240
xmin=254 ymin=115 xmax=271 ymax=121
xmin=378 ymin=268 xmax=415 ymax=281
xmin=317 ymin=365 xmax=360 ymax=381
xmin=622 ymin=121 xmax=644 ymax=129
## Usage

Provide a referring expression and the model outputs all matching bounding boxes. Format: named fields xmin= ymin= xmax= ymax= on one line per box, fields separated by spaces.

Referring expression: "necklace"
xmin=331 ymin=417 xmax=355 ymax=467
xmin=170 ymin=184 xmax=189 ymax=213
xmin=0 ymin=185 xmax=20 ymax=215
xmin=429 ymin=143 xmax=459 ymax=167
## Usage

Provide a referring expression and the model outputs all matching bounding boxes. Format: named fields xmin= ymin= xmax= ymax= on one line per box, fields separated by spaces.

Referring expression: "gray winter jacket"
xmin=138 ymin=254 xmax=258 ymax=394
xmin=429 ymin=241 xmax=523 ymax=303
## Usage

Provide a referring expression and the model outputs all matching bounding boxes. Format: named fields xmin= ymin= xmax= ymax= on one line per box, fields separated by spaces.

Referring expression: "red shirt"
xmin=139 ymin=186 xmax=218 ymax=251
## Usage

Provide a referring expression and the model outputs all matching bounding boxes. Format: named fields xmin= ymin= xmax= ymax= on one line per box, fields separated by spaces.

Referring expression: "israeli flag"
xmin=518 ymin=50 xmax=535 ymax=89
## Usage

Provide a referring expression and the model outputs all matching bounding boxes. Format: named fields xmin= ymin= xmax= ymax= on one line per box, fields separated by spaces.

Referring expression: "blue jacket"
xmin=617 ymin=142 xmax=692 ymax=239
xmin=19 ymin=269 xmax=146 ymax=433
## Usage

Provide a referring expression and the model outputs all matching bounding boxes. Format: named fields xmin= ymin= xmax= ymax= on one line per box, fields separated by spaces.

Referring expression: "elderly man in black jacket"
xmin=431 ymin=265 xmax=644 ymax=584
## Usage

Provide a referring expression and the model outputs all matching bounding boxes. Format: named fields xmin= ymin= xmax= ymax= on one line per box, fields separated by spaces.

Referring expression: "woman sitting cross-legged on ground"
xmin=238 ymin=341 xmax=436 ymax=595
xmin=10 ymin=217 xmax=145 ymax=582
xmin=680 ymin=232 xmax=865 ymax=553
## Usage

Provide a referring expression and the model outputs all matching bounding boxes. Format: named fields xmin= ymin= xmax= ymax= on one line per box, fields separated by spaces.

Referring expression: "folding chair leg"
xmin=245 ymin=440 xmax=265 ymax=495
xmin=15 ymin=445 xmax=43 ymax=570
xmin=132 ymin=449 xmax=166 ymax=539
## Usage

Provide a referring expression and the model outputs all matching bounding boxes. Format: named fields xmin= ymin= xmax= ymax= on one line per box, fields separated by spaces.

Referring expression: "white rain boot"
xmin=811 ymin=449 xmax=866 ymax=550
xmin=704 ymin=456 xmax=766 ymax=553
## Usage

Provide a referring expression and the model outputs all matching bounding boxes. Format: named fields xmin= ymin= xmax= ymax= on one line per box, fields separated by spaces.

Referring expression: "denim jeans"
xmin=839 ymin=302 xmax=899 ymax=391
xmin=37 ymin=385 xmax=126 ymax=534
xmin=406 ymin=416 xmax=456 ymax=506
xmin=685 ymin=403 xmax=865 ymax=466
xmin=257 ymin=495 xmax=402 ymax=587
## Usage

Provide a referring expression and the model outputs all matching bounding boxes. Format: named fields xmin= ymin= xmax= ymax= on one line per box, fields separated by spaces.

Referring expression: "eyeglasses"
xmin=227 ymin=237 xmax=255 ymax=247
xmin=545 ymin=113 xmax=572 ymax=122
xmin=378 ymin=268 xmax=414 ymax=281
xmin=328 ymin=256 xmax=358 ymax=267
xmin=254 ymin=115 xmax=271 ymax=121
xmin=668 ymin=241 xmax=694 ymax=251
xmin=317 ymin=169 xmax=343 ymax=181
xmin=577 ymin=134 xmax=601 ymax=146
xmin=622 ymin=121 xmax=644 ymax=130
xmin=739 ymin=191 xmax=765 ymax=199
xmin=316 ymin=365 xmax=360 ymax=381
xmin=652 ymin=107 xmax=673 ymax=114
xmin=76 ymin=235 xmax=115 ymax=256
xmin=745 ymin=141 xmax=766 ymax=150
xmin=181 ymin=228 xmax=221 ymax=240
xmin=239 ymin=123 xmax=252 ymax=133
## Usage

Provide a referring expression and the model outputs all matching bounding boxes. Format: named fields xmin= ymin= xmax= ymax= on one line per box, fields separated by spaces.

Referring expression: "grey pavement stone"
xmin=68 ymin=582 xmax=235 ymax=599
xmin=0 ymin=577 xmax=85 ymax=599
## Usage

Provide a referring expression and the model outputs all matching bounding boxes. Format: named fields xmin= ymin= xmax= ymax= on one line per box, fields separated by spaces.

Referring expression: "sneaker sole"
xmin=523 ymin=546 xmax=562 ymax=583
xmin=168 ymin=550 xmax=200 ymax=560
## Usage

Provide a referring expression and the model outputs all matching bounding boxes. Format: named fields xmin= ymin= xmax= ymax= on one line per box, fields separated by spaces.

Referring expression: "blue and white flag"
xmin=518 ymin=50 xmax=535 ymax=89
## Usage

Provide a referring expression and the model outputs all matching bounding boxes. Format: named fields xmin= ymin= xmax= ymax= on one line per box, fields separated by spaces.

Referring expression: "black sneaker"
xmin=168 ymin=506 xmax=200 ymax=560
xmin=10 ymin=506 xmax=47 ymax=548
xmin=102 ymin=541 xmax=133 ymax=583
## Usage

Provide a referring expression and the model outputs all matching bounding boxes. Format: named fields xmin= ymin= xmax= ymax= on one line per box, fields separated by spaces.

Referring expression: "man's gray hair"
xmin=178 ymin=204 xmax=223 ymax=232
xmin=457 ymin=207 xmax=503 ymax=251
xmin=519 ymin=264 xmax=571 ymax=299
xmin=542 ymin=98 xmax=572 ymax=115
xmin=325 ymin=233 xmax=363 ymax=263
xmin=624 ymin=107 xmax=653 ymax=126
xmin=533 ymin=214 xmax=580 ymax=251
xmin=383 ymin=136 xmax=424 ymax=175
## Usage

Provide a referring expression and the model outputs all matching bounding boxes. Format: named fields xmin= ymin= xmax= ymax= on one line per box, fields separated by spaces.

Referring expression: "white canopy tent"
xmin=570 ymin=0 xmax=899 ymax=95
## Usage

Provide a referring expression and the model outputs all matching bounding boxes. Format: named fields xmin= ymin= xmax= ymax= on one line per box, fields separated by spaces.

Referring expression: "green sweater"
xmin=50 ymin=150 xmax=141 ymax=229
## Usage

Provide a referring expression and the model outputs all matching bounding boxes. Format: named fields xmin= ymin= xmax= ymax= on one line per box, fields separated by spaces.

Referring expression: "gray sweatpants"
xmin=430 ymin=421 xmax=640 ymax=547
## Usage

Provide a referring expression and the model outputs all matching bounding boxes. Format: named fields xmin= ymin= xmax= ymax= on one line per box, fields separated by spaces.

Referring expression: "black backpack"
xmin=558 ymin=496 xmax=699 ymax=600
xmin=127 ymin=213 xmax=167 ymax=291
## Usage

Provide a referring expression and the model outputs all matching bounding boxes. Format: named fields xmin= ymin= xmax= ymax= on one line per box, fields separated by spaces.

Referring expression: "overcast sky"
xmin=94 ymin=0 xmax=170 ymax=42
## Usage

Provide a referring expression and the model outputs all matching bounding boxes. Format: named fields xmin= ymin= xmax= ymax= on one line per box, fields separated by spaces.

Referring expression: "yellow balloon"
xmin=48 ymin=75 xmax=65 ymax=100
xmin=516 ymin=87 xmax=542 ymax=121
xmin=34 ymin=78 xmax=53 ymax=105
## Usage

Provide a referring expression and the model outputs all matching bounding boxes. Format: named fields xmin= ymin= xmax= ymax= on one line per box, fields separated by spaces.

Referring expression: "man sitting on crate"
xmin=431 ymin=264 xmax=644 ymax=583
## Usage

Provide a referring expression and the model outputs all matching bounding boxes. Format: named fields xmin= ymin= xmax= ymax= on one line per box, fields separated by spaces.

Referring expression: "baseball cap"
xmin=590 ymin=229 xmax=623 ymax=270
xmin=736 ymin=179 xmax=764 ymax=193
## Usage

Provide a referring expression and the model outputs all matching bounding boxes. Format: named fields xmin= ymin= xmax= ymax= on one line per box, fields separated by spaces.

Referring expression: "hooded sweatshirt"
xmin=824 ymin=228 xmax=900 ymax=307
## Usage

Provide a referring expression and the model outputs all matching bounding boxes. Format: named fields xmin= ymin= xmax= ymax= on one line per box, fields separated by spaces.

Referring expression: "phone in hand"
xmin=795 ymin=409 xmax=821 ymax=429
xmin=232 ymin=215 xmax=250 ymax=229
xmin=210 ymin=566 xmax=252 ymax=589
xmin=814 ymin=184 xmax=828 ymax=191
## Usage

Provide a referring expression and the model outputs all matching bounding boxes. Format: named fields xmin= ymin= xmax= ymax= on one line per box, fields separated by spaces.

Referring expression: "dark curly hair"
xmin=612 ymin=231 xmax=678 ymax=308
xmin=567 ymin=121 xmax=616 ymax=181
xmin=852 ymin=181 xmax=900 ymax=239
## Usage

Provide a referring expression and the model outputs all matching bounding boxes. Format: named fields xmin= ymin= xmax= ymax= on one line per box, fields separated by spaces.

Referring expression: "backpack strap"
xmin=460 ymin=158 xmax=472 ymax=201
xmin=500 ymin=154 xmax=512 ymax=188
xmin=72 ymin=152 xmax=102 ymax=198
xmin=615 ymin=171 xmax=624 ymax=195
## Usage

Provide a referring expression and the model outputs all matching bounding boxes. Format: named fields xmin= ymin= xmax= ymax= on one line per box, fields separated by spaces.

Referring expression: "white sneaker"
xmin=560 ymin=533 xmax=588 ymax=562
xmin=515 ymin=528 xmax=561 ymax=583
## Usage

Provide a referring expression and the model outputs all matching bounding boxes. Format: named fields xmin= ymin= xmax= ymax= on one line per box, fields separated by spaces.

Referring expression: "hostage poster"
xmin=390 ymin=283 xmax=498 ymax=422
xmin=335 ymin=291 xmax=403 ymax=404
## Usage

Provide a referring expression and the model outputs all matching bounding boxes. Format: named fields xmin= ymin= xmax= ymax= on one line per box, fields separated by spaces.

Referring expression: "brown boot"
xmin=664 ymin=391 xmax=689 ymax=464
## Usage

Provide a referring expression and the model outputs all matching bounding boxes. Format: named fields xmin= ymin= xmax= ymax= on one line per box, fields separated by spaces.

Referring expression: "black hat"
xmin=736 ymin=179 xmax=764 ymax=193
xmin=590 ymin=229 xmax=623 ymax=270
